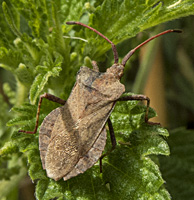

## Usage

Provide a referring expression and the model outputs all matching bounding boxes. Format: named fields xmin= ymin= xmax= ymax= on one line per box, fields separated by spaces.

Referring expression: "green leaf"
xmin=30 ymin=73 xmax=50 ymax=104
xmin=29 ymin=51 xmax=63 ymax=104
xmin=70 ymin=0 xmax=194 ymax=61
xmin=30 ymin=71 xmax=59 ymax=105
xmin=2 ymin=2 xmax=22 ymax=38
xmin=15 ymin=63 xmax=34 ymax=85
xmin=0 ymin=141 xmax=18 ymax=156
xmin=6 ymin=103 xmax=37 ymax=127
xmin=0 ymin=47 xmax=22 ymax=72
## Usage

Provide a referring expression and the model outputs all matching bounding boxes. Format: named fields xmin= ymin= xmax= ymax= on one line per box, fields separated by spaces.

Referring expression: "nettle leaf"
xmin=0 ymin=94 xmax=11 ymax=137
xmin=30 ymin=54 xmax=63 ymax=104
xmin=160 ymin=128 xmax=194 ymax=200
xmin=0 ymin=141 xmax=18 ymax=155
xmin=2 ymin=1 xmax=22 ymax=38
xmin=0 ymin=47 xmax=22 ymax=72
xmin=60 ymin=0 xmax=92 ymax=27
xmin=7 ymin=103 xmax=37 ymax=127
xmin=69 ymin=0 xmax=194 ymax=60
xmin=0 ymin=141 xmax=20 ymax=181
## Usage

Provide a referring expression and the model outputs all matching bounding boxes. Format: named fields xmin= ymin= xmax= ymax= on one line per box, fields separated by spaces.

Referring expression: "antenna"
xmin=121 ymin=29 xmax=182 ymax=66
xmin=66 ymin=21 xmax=182 ymax=66
xmin=66 ymin=21 xmax=119 ymax=64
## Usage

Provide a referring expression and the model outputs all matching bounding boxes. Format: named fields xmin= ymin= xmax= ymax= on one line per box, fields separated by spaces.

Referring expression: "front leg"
xmin=118 ymin=94 xmax=160 ymax=125
xmin=19 ymin=93 xmax=66 ymax=134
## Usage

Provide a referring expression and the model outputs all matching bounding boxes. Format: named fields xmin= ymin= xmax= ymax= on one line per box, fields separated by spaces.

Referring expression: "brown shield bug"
xmin=19 ymin=22 xmax=181 ymax=181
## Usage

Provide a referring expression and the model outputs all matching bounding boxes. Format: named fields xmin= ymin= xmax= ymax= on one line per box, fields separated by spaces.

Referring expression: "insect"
xmin=19 ymin=22 xmax=181 ymax=181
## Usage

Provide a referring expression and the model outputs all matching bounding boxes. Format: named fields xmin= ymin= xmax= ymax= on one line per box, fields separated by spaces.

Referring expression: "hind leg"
xmin=19 ymin=93 xmax=66 ymax=134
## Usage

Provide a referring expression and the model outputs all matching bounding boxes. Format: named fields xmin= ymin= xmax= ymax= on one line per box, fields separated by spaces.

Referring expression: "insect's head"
xmin=106 ymin=63 xmax=124 ymax=79
xmin=66 ymin=21 xmax=181 ymax=79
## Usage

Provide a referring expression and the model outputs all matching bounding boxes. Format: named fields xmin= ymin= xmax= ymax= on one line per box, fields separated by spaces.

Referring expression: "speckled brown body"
xmin=39 ymin=66 xmax=125 ymax=181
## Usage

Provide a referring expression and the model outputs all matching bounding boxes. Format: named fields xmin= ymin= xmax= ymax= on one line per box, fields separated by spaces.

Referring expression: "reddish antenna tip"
xmin=121 ymin=29 xmax=182 ymax=66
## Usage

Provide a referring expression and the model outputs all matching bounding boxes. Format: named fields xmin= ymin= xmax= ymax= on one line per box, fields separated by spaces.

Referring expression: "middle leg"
xmin=117 ymin=94 xmax=160 ymax=125
xmin=100 ymin=118 xmax=117 ymax=173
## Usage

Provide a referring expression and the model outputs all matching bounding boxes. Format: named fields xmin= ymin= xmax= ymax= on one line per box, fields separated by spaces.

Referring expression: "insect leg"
xmin=100 ymin=118 xmax=117 ymax=173
xmin=91 ymin=61 xmax=99 ymax=72
xmin=19 ymin=93 xmax=66 ymax=134
xmin=117 ymin=94 xmax=160 ymax=125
